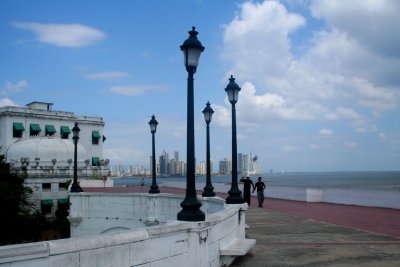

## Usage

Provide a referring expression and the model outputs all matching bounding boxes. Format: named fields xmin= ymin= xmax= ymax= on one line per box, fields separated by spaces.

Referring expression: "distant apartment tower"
xmin=177 ymin=160 xmax=186 ymax=176
xmin=159 ymin=150 xmax=169 ymax=175
xmin=169 ymin=159 xmax=178 ymax=175
xmin=198 ymin=161 xmax=206 ymax=175
xmin=238 ymin=152 xmax=260 ymax=175
xmin=219 ymin=158 xmax=231 ymax=175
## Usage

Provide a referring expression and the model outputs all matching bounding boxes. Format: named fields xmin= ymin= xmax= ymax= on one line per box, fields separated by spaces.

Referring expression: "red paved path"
xmin=84 ymin=186 xmax=400 ymax=238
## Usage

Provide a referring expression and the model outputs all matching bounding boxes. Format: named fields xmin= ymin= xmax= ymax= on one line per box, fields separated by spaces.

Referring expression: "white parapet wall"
xmin=265 ymin=187 xmax=400 ymax=209
xmin=0 ymin=193 xmax=254 ymax=267
xmin=323 ymin=188 xmax=400 ymax=209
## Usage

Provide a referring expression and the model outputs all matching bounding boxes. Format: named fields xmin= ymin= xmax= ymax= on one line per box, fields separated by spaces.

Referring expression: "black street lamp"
xmin=225 ymin=75 xmax=245 ymax=204
xmin=177 ymin=26 xmax=205 ymax=221
xmin=148 ymin=115 xmax=160 ymax=194
xmin=202 ymin=101 xmax=215 ymax=197
xmin=70 ymin=122 xmax=83 ymax=193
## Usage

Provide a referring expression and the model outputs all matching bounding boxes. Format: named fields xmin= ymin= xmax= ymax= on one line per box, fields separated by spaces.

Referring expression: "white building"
xmin=238 ymin=152 xmax=260 ymax=175
xmin=0 ymin=101 xmax=110 ymax=218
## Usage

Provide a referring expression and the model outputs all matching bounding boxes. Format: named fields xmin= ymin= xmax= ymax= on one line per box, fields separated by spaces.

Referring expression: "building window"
xmin=42 ymin=183 xmax=51 ymax=191
xmin=13 ymin=123 xmax=25 ymax=138
xmin=57 ymin=198 xmax=69 ymax=210
xmin=59 ymin=182 xmax=67 ymax=190
xmin=92 ymin=157 xmax=100 ymax=166
xmin=45 ymin=125 xmax=57 ymax=136
xmin=41 ymin=199 xmax=53 ymax=214
xmin=92 ymin=131 xmax=101 ymax=145
xmin=60 ymin=126 xmax=71 ymax=139
xmin=30 ymin=124 xmax=41 ymax=136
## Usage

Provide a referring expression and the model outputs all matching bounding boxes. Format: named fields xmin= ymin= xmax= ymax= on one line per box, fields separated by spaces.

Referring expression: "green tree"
xmin=0 ymin=155 xmax=43 ymax=245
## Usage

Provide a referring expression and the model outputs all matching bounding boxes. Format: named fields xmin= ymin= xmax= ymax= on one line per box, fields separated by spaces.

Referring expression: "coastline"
xmin=160 ymin=181 xmax=400 ymax=209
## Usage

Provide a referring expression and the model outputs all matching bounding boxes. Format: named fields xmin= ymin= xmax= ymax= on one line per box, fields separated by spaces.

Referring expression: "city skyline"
xmin=110 ymin=149 xmax=260 ymax=176
xmin=1 ymin=1 xmax=399 ymax=172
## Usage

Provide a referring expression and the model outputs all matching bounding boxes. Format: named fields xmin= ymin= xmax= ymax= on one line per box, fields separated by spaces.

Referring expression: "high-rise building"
xmin=197 ymin=161 xmax=206 ymax=175
xmin=169 ymin=159 xmax=178 ymax=175
xmin=219 ymin=158 xmax=231 ymax=175
xmin=238 ymin=153 xmax=243 ymax=174
xmin=237 ymin=152 xmax=260 ymax=175
xmin=159 ymin=150 xmax=169 ymax=175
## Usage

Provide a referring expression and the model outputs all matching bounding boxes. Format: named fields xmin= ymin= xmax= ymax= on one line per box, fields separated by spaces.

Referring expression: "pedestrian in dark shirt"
xmin=240 ymin=176 xmax=254 ymax=206
xmin=253 ymin=176 xmax=266 ymax=207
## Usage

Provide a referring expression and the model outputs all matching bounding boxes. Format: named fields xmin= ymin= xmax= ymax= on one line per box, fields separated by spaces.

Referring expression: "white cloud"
xmin=311 ymin=0 xmax=400 ymax=58
xmin=109 ymin=85 xmax=168 ymax=96
xmin=1 ymin=80 xmax=28 ymax=94
xmin=212 ymin=104 xmax=231 ymax=129
xmin=282 ymin=145 xmax=300 ymax=152
xmin=220 ymin=0 xmax=400 ymax=134
xmin=352 ymin=78 xmax=399 ymax=112
xmin=344 ymin=140 xmax=357 ymax=148
xmin=0 ymin=98 xmax=20 ymax=107
xmin=13 ymin=22 xmax=106 ymax=47
xmin=85 ymin=71 xmax=130 ymax=80
xmin=379 ymin=132 xmax=388 ymax=142
xmin=319 ymin=129 xmax=333 ymax=137
xmin=222 ymin=1 xmax=305 ymax=83
xmin=236 ymin=82 xmax=330 ymax=124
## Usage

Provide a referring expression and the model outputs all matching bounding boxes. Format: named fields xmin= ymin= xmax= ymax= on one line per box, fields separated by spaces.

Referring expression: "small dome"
xmin=6 ymin=138 xmax=88 ymax=165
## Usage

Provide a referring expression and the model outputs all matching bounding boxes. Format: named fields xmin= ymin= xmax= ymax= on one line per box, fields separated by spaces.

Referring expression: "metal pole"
xmin=202 ymin=120 xmax=215 ymax=197
xmin=71 ymin=134 xmax=83 ymax=192
xmin=226 ymin=102 xmax=244 ymax=203
xmin=177 ymin=70 xmax=205 ymax=221
xmin=149 ymin=131 xmax=160 ymax=193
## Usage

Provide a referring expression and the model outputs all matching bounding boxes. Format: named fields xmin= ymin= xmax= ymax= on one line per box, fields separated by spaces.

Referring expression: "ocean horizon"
xmin=112 ymin=171 xmax=400 ymax=192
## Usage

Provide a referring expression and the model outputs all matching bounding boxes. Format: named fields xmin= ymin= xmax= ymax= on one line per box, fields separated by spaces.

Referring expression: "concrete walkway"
xmin=84 ymin=185 xmax=400 ymax=266
xmin=232 ymin=207 xmax=400 ymax=267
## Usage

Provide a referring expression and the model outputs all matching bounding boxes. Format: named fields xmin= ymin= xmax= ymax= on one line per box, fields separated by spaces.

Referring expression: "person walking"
xmin=240 ymin=176 xmax=254 ymax=206
xmin=253 ymin=176 xmax=266 ymax=207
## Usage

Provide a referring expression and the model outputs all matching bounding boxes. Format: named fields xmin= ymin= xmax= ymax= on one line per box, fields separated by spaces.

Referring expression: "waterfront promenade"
xmin=84 ymin=185 xmax=400 ymax=266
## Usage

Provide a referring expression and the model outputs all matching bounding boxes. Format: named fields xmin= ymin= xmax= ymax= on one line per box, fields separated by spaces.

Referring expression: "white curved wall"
xmin=0 ymin=193 xmax=250 ymax=267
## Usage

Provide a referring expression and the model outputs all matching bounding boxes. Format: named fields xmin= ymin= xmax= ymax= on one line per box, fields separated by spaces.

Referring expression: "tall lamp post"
xmin=148 ymin=115 xmax=160 ymax=194
xmin=225 ymin=75 xmax=245 ymax=204
xmin=70 ymin=122 xmax=83 ymax=193
xmin=177 ymin=26 xmax=205 ymax=221
xmin=202 ymin=101 xmax=215 ymax=197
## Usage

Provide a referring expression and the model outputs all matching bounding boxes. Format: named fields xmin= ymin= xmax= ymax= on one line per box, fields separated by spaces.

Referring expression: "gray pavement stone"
xmin=231 ymin=207 xmax=400 ymax=267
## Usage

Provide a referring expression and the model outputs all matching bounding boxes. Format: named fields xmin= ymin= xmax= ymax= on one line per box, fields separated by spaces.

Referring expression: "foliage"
xmin=0 ymin=155 xmax=44 ymax=245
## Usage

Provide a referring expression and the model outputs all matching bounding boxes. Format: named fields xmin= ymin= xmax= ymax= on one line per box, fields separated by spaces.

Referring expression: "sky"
xmin=1 ymin=0 xmax=399 ymax=172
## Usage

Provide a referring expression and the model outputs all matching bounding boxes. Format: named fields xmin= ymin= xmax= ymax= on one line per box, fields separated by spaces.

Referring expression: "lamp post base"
xmin=70 ymin=183 xmax=83 ymax=193
xmin=149 ymin=186 xmax=160 ymax=194
xmin=177 ymin=195 xmax=205 ymax=221
xmin=177 ymin=209 xmax=205 ymax=221
xmin=226 ymin=188 xmax=245 ymax=204
xmin=202 ymin=184 xmax=215 ymax=197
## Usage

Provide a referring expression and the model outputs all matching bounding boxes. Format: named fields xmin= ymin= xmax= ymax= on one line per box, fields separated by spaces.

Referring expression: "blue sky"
xmin=1 ymin=0 xmax=399 ymax=172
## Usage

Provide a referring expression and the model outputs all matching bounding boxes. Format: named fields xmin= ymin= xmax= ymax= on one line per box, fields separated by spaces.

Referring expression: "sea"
xmin=112 ymin=171 xmax=400 ymax=192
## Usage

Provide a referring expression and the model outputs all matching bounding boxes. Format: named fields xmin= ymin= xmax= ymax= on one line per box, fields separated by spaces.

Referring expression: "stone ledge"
xmin=0 ymin=243 xmax=49 ymax=264
xmin=220 ymin=238 xmax=256 ymax=256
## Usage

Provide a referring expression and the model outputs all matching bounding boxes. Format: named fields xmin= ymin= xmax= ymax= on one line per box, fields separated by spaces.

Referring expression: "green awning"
xmin=60 ymin=126 xmax=71 ymax=134
xmin=92 ymin=157 xmax=100 ymax=166
xmin=57 ymin=198 xmax=69 ymax=205
xmin=13 ymin=123 xmax=25 ymax=131
xmin=45 ymin=125 xmax=56 ymax=134
xmin=30 ymin=124 xmax=41 ymax=132
xmin=92 ymin=131 xmax=101 ymax=138
xmin=41 ymin=199 xmax=53 ymax=205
